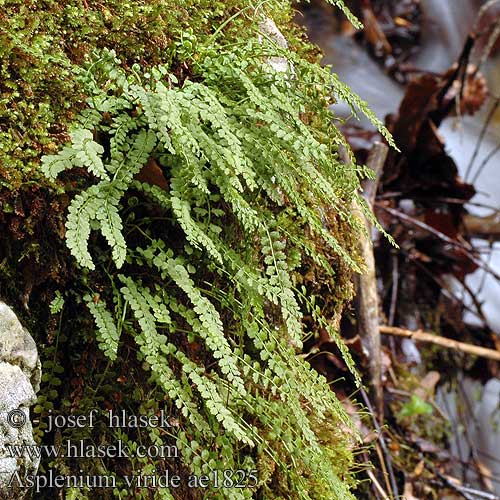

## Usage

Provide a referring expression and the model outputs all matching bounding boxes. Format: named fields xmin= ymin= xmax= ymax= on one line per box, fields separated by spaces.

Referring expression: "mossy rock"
xmin=0 ymin=1 xmax=381 ymax=499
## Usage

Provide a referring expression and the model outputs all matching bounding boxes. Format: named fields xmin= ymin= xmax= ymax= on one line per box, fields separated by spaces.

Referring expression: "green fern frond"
xmin=323 ymin=0 xmax=363 ymax=29
xmin=70 ymin=129 xmax=108 ymax=179
xmin=65 ymin=186 xmax=99 ymax=270
xmin=41 ymin=146 xmax=78 ymax=180
xmin=119 ymin=275 xmax=212 ymax=435
xmin=41 ymin=17 xmax=394 ymax=496
xmin=95 ymin=188 xmax=127 ymax=268
xmin=85 ymin=295 xmax=120 ymax=361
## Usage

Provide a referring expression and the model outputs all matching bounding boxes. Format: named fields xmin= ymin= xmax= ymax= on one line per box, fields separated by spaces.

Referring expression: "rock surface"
xmin=0 ymin=302 xmax=41 ymax=499
xmin=259 ymin=17 xmax=294 ymax=74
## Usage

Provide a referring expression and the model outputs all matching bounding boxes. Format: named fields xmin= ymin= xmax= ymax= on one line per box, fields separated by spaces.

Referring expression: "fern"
xmin=260 ymin=226 xmax=303 ymax=347
xmin=41 ymin=14 xmax=392 ymax=497
xmin=41 ymin=146 xmax=78 ymax=180
xmin=65 ymin=187 xmax=100 ymax=270
xmin=84 ymin=295 xmax=121 ymax=361
xmin=140 ymin=245 xmax=247 ymax=397
xmin=119 ymin=275 xmax=212 ymax=435
xmin=71 ymin=129 xmax=108 ymax=179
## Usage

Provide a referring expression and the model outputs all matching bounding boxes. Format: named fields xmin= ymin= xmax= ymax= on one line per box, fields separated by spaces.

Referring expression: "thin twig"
xmin=388 ymin=253 xmax=398 ymax=327
xmin=378 ymin=204 xmax=472 ymax=249
xmin=471 ymin=141 xmax=500 ymax=185
xmin=448 ymin=452 xmax=500 ymax=487
xmin=460 ymin=276 xmax=490 ymax=327
xmin=362 ymin=451 xmax=383 ymax=500
xmin=476 ymin=242 xmax=495 ymax=297
xmin=377 ymin=204 xmax=500 ymax=282
xmin=399 ymin=248 xmax=484 ymax=322
xmin=477 ymin=18 xmax=500 ymax=74
xmin=459 ymin=485 xmax=500 ymax=500
xmin=367 ymin=469 xmax=390 ymax=500
xmin=377 ymin=194 xmax=500 ymax=214
xmin=388 ymin=252 xmax=398 ymax=355
xmin=465 ymin=98 xmax=500 ymax=181
xmin=437 ymin=470 xmax=500 ymax=500
xmin=363 ymin=142 xmax=388 ymax=207
xmin=380 ymin=326 xmax=500 ymax=361
xmin=360 ymin=387 xmax=399 ymax=499
xmin=375 ymin=441 xmax=393 ymax=497
xmin=464 ymin=212 xmax=500 ymax=239
xmin=436 ymin=472 xmax=478 ymax=500
xmin=473 ymin=0 xmax=500 ymax=33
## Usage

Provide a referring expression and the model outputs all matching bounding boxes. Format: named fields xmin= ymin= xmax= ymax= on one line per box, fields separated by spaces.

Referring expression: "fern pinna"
xmin=42 ymin=31 xmax=390 ymax=499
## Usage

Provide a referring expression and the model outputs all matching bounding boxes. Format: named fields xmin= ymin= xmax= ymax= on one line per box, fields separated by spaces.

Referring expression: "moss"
xmin=0 ymin=1 xmax=370 ymax=498
xmin=0 ymin=1 xmax=323 ymax=314
xmin=0 ymin=0 xmax=318 ymax=187
xmin=0 ymin=0 xmax=322 ymax=310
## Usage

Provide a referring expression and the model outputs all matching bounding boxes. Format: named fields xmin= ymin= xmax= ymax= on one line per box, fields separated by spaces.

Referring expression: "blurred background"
xmin=297 ymin=1 xmax=500 ymax=497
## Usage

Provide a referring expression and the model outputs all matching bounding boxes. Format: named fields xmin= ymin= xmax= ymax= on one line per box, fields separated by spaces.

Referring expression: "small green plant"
xmin=398 ymin=394 xmax=433 ymax=419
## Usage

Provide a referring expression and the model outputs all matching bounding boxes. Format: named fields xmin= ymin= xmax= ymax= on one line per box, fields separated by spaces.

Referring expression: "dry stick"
xmin=363 ymin=142 xmax=388 ymax=207
xmin=461 ymin=1 xmax=500 ymax=181
xmin=398 ymin=247 xmax=484 ymax=322
xmin=377 ymin=193 xmax=500 ymax=213
xmin=362 ymin=451 xmax=383 ymax=500
xmin=466 ymin=165 xmax=500 ymax=303
xmin=353 ymin=142 xmax=389 ymax=418
xmin=388 ymin=253 xmax=398 ymax=326
xmin=436 ymin=470 xmax=500 ymax=500
xmin=388 ymin=253 xmax=398 ymax=356
xmin=379 ymin=204 xmax=473 ymax=250
xmin=360 ymin=387 xmax=399 ymax=499
xmin=375 ymin=440 xmax=393 ymax=497
xmin=458 ymin=486 xmax=500 ymax=500
xmin=435 ymin=473 xmax=477 ymax=500
xmin=341 ymin=142 xmax=397 ymax=498
xmin=459 ymin=276 xmax=492 ymax=328
xmin=475 ymin=242 xmax=496 ymax=300
xmin=379 ymin=326 xmax=500 ymax=361
xmin=473 ymin=0 xmax=500 ymax=33
xmin=477 ymin=17 xmax=500 ymax=73
xmin=366 ymin=469 xmax=390 ymax=500
xmin=464 ymin=212 xmax=500 ymax=239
